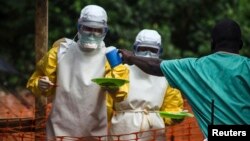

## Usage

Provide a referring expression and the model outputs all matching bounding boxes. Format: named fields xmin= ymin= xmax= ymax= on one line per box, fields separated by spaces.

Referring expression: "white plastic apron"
xmin=110 ymin=65 xmax=168 ymax=141
xmin=46 ymin=39 xmax=107 ymax=140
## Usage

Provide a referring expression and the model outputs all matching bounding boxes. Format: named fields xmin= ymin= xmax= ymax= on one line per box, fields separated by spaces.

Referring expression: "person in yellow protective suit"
xmin=106 ymin=29 xmax=184 ymax=141
xmin=26 ymin=5 xmax=118 ymax=140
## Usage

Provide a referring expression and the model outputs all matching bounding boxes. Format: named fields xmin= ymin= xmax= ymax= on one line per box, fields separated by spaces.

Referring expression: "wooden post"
xmin=35 ymin=0 xmax=48 ymax=140
xmin=35 ymin=0 xmax=48 ymax=62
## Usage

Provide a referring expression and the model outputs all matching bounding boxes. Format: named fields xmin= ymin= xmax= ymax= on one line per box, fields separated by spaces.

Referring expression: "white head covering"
xmin=77 ymin=5 xmax=108 ymax=51
xmin=134 ymin=29 xmax=161 ymax=49
xmin=133 ymin=29 xmax=162 ymax=58
xmin=79 ymin=5 xmax=108 ymax=28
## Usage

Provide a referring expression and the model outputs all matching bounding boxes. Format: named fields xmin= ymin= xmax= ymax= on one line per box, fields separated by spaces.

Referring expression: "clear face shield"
xmin=134 ymin=41 xmax=162 ymax=58
xmin=77 ymin=18 xmax=108 ymax=51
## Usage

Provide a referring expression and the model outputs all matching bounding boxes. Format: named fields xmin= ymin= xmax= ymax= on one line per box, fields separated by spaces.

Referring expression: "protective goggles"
xmin=134 ymin=50 xmax=159 ymax=58
xmin=134 ymin=41 xmax=162 ymax=55
xmin=78 ymin=18 xmax=108 ymax=37
xmin=136 ymin=46 xmax=160 ymax=54
xmin=78 ymin=25 xmax=108 ymax=37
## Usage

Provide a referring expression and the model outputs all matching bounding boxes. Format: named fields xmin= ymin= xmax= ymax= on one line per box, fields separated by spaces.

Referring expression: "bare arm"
xmin=119 ymin=49 xmax=164 ymax=76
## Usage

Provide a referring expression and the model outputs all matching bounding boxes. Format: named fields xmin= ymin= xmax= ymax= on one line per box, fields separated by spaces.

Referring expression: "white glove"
xmin=38 ymin=76 xmax=54 ymax=91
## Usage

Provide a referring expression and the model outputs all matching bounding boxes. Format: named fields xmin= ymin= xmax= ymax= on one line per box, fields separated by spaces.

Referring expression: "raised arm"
xmin=119 ymin=49 xmax=164 ymax=76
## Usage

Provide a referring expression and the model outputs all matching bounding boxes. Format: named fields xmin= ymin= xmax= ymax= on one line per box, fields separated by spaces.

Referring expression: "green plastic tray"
xmin=159 ymin=111 xmax=194 ymax=119
xmin=92 ymin=78 xmax=129 ymax=88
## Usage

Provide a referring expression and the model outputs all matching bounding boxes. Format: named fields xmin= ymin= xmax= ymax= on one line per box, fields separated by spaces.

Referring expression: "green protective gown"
xmin=160 ymin=52 xmax=250 ymax=138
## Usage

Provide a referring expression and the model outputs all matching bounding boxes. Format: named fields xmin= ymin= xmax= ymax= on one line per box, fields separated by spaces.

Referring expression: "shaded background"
xmin=0 ymin=0 xmax=250 ymax=89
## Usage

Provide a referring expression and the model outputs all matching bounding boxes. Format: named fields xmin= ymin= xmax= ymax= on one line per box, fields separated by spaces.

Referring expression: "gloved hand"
xmin=102 ymin=86 xmax=119 ymax=93
xmin=38 ymin=76 xmax=54 ymax=91
xmin=102 ymin=86 xmax=126 ymax=102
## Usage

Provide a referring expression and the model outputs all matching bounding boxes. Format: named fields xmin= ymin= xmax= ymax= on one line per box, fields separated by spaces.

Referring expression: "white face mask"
xmin=135 ymin=51 xmax=159 ymax=58
xmin=78 ymin=33 xmax=104 ymax=51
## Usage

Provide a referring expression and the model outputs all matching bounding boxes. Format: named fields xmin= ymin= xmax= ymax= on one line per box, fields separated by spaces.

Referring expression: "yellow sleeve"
xmin=160 ymin=86 xmax=184 ymax=125
xmin=26 ymin=38 xmax=66 ymax=97
xmin=105 ymin=62 xmax=129 ymax=123
xmin=105 ymin=62 xmax=129 ymax=101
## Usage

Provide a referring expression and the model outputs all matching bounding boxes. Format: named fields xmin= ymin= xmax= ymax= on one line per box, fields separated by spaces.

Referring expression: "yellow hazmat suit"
xmin=27 ymin=38 xmax=114 ymax=140
xmin=106 ymin=64 xmax=184 ymax=140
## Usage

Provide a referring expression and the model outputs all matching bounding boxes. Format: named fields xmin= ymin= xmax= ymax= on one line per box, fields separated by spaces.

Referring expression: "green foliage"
xmin=0 ymin=0 xmax=250 ymax=88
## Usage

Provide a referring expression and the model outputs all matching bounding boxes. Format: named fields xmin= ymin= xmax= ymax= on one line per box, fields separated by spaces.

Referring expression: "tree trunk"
xmin=35 ymin=0 xmax=48 ymax=140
